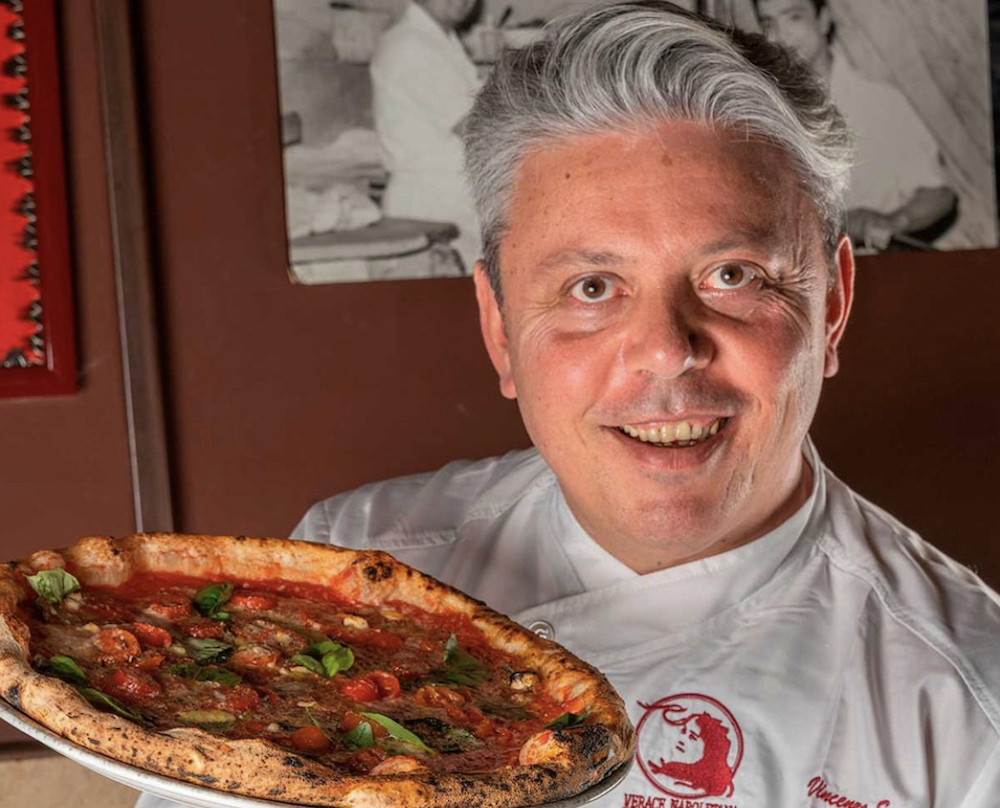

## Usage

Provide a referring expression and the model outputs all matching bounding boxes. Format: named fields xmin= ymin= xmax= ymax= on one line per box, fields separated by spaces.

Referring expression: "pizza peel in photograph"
xmin=0 ymin=533 xmax=635 ymax=808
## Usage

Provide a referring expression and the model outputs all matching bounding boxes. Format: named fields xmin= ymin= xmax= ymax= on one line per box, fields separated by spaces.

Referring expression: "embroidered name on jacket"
xmin=806 ymin=776 xmax=891 ymax=808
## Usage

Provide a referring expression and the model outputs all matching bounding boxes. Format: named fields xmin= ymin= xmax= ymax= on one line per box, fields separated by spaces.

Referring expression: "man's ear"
xmin=824 ymin=235 xmax=855 ymax=378
xmin=473 ymin=262 xmax=517 ymax=399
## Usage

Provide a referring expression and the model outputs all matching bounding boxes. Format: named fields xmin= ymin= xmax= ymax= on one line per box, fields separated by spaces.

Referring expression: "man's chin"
xmin=577 ymin=491 xmax=741 ymax=572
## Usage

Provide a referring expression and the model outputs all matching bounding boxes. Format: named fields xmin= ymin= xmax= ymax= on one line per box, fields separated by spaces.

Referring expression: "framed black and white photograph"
xmin=726 ymin=0 xmax=996 ymax=255
xmin=273 ymin=0 xmax=998 ymax=285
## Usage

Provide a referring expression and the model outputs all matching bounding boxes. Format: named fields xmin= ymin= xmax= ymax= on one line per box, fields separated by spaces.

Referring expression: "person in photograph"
xmin=754 ymin=0 xmax=958 ymax=251
xmin=369 ymin=0 xmax=482 ymax=272
xmin=136 ymin=3 xmax=1000 ymax=807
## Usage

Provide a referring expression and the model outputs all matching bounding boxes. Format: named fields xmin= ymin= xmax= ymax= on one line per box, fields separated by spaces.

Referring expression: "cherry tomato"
xmin=141 ymin=594 xmax=193 ymax=621
xmin=230 ymin=645 xmax=281 ymax=671
xmin=218 ymin=684 xmax=261 ymax=714
xmin=130 ymin=622 xmax=172 ymax=648
xmin=288 ymin=725 xmax=330 ymax=753
xmin=339 ymin=671 xmax=400 ymax=702
xmin=369 ymin=670 xmax=401 ymax=698
xmin=135 ymin=653 xmax=165 ymax=671
xmin=103 ymin=667 xmax=162 ymax=702
xmin=339 ymin=677 xmax=379 ymax=702
xmin=176 ymin=617 xmax=226 ymax=639
xmin=415 ymin=684 xmax=468 ymax=708
xmin=92 ymin=628 xmax=141 ymax=664
xmin=339 ymin=710 xmax=388 ymax=738
xmin=228 ymin=591 xmax=278 ymax=611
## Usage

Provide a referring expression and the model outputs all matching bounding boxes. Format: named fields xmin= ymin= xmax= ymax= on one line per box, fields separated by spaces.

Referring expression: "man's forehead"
xmin=757 ymin=0 xmax=819 ymax=17
xmin=510 ymin=123 xmax=806 ymax=214
xmin=499 ymin=123 xmax=825 ymax=272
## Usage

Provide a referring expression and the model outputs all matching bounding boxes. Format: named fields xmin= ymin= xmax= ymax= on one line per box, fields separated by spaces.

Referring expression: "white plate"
xmin=0 ymin=699 xmax=630 ymax=808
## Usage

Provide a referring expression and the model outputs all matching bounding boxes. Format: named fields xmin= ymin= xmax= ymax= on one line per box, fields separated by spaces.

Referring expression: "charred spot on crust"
xmin=4 ymin=684 xmax=20 ymax=708
xmin=555 ymin=725 xmax=611 ymax=762
xmin=182 ymin=772 xmax=217 ymax=785
xmin=283 ymin=756 xmax=305 ymax=768
xmin=363 ymin=561 xmax=393 ymax=582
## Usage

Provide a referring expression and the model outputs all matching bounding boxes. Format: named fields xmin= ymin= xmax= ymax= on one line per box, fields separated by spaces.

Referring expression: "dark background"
xmin=0 ymin=0 xmax=998 ymax=744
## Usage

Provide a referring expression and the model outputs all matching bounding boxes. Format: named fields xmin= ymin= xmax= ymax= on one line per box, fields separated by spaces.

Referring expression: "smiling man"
xmin=475 ymin=122 xmax=847 ymax=574
xmin=136 ymin=3 xmax=999 ymax=808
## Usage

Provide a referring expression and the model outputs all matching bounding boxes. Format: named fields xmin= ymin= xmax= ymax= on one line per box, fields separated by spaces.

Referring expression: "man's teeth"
xmin=620 ymin=419 xmax=723 ymax=446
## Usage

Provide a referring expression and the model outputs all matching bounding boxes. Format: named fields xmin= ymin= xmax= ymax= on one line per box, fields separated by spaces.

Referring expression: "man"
xmin=753 ymin=0 xmax=958 ymax=251
xmin=369 ymin=0 xmax=482 ymax=272
xmin=138 ymin=3 xmax=999 ymax=807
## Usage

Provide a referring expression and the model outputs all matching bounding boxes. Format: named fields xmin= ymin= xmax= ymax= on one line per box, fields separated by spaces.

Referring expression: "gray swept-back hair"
xmin=463 ymin=0 xmax=853 ymax=300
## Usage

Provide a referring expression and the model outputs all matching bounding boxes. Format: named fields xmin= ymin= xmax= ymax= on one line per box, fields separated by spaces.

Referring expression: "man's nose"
xmin=621 ymin=292 xmax=712 ymax=379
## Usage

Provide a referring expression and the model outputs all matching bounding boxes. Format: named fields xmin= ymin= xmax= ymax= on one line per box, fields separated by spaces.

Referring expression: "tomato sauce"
xmin=21 ymin=570 xmax=574 ymax=776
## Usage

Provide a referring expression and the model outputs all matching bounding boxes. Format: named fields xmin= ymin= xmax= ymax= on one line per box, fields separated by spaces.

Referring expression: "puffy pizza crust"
xmin=0 ymin=534 xmax=635 ymax=808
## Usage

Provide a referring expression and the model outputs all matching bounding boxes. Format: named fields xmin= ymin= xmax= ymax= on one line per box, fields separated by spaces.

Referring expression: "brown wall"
xmin=812 ymin=250 xmax=1000 ymax=589
xmin=0 ymin=2 xmax=134 ymax=560
xmin=0 ymin=0 xmax=997 ymax=742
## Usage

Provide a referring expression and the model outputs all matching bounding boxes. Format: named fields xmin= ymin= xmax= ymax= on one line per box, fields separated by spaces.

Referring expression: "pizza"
xmin=0 ymin=533 xmax=634 ymax=808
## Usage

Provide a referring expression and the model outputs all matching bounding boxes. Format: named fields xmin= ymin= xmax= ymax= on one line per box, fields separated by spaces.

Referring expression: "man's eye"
xmin=569 ymin=276 xmax=615 ymax=302
xmin=703 ymin=263 xmax=758 ymax=290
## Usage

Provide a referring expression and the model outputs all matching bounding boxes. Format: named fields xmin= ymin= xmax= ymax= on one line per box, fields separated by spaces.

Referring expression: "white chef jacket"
xmin=369 ymin=1 xmax=482 ymax=271
xmin=830 ymin=56 xmax=947 ymax=216
xmin=135 ymin=440 xmax=1000 ymax=808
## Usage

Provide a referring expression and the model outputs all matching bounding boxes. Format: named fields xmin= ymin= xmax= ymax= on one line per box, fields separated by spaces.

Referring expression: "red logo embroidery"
xmin=636 ymin=694 xmax=743 ymax=799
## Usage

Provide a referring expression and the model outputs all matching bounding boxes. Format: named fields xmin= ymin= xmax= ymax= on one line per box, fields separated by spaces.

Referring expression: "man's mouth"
xmin=618 ymin=418 xmax=726 ymax=447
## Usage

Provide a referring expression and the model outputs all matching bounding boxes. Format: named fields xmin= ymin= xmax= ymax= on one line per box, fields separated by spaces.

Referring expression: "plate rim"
xmin=0 ymin=698 xmax=631 ymax=808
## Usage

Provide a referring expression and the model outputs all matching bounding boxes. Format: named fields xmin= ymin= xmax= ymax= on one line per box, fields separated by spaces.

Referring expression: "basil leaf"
xmin=321 ymin=645 xmax=354 ymax=677
xmin=293 ymin=638 xmax=354 ymax=678
xmin=164 ymin=664 xmax=242 ymax=685
xmin=193 ymin=582 xmax=234 ymax=620
xmin=343 ymin=720 xmax=375 ymax=749
xmin=185 ymin=638 xmax=233 ymax=664
xmin=308 ymin=639 xmax=340 ymax=656
xmin=81 ymin=688 xmax=149 ymax=725
xmin=46 ymin=655 xmax=87 ymax=686
xmin=443 ymin=634 xmax=487 ymax=686
xmin=26 ymin=569 xmax=80 ymax=606
xmin=291 ymin=654 xmax=327 ymax=677
xmin=546 ymin=709 xmax=591 ymax=729
xmin=361 ymin=712 xmax=433 ymax=753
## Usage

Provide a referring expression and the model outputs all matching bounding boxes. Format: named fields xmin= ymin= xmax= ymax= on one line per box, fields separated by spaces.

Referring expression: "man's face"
xmin=421 ymin=0 xmax=475 ymax=29
xmin=669 ymin=717 xmax=706 ymax=764
xmin=474 ymin=122 xmax=853 ymax=573
xmin=756 ymin=0 xmax=831 ymax=70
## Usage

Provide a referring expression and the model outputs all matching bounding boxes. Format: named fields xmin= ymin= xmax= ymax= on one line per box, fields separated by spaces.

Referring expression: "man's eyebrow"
xmin=700 ymin=228 xmax=786 ymax=256
xmin=534 ymin=249 xmax=628 ymax=273
xmin=530 ymin=229 xmax=790 ymax=273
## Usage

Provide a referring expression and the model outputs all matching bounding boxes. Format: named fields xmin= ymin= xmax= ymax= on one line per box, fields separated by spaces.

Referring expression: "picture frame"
xmin=0 ymin=0 xmax=76 ymax=398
